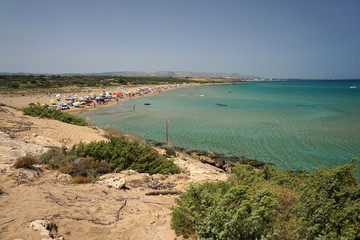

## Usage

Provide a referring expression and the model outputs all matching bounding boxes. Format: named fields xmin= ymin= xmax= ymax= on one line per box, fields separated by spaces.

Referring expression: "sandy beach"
xmin=0 ymin=83 xmax=197 ymax=114
xmin=0 ymin=83 xmax=229 ymax=240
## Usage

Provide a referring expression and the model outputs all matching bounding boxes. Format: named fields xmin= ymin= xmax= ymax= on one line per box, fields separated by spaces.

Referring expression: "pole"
xmin=166 ymin=119 xmax=168 ymax=145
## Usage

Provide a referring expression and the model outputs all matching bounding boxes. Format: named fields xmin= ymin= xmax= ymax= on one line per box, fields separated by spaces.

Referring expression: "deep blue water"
xmin=78 ymin=80 xmax=360 ymax=173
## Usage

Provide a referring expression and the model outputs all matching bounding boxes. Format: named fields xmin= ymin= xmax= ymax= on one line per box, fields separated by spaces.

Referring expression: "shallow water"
xmin=78 ymin=80 xmax=360 ymax=173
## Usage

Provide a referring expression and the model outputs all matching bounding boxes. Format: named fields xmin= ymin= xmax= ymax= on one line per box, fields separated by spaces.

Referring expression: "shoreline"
xmin=68 ymin=83 xmax=196 ymax=114
xmin=0 ymin=83 xmax=202 ymax=114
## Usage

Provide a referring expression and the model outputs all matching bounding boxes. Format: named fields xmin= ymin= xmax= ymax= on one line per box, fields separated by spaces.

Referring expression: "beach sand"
xmin=0 ymin=83 xmax=196 ymax=114
xmin=0 ymin=94 xmax=228 ymax=239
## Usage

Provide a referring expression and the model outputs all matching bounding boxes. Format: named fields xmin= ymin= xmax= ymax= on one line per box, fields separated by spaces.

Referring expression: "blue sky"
xmin=1 ymin=0 xmax=360 ymax=78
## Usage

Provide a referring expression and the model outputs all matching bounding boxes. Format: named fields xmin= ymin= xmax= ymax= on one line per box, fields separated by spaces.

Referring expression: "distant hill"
xmin=0 ymin=71 xmax=260 ymax=80
xmin=89 ymin=71 xmax=259 ymax=79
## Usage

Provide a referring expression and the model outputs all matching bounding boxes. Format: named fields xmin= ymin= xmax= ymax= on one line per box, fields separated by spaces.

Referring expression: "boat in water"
xmin=350 ymin=86 xmax=357 ymax=88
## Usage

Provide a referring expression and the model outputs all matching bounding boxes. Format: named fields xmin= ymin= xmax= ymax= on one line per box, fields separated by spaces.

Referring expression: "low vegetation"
xmin=39 ymin=138 xmax=180 ymax=183
xmin=171 ymin=160 xmax=360 ymax=239
xmin=22 ymin=105 xmax=88 ymax=126
xmin=160 ymin=145 xmax=177 ymax=158
xmin=0 ymin=74 xmax=199 ymax=91
xmin=13 ymin=156 xmax=37 ymax=169
xmin=104 ymin=126 xmax=145 ymax=145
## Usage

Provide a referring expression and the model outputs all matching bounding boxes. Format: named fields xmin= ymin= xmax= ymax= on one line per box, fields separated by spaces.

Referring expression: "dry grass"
xmin=104 ymin=126 xmax=127 ymax=139
xmin=13 ymin=156 xmax=37 ymax=169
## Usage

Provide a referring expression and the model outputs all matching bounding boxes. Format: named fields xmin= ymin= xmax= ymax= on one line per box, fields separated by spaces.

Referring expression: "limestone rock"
xmin=191 ymin=152 xmax=199 ymax=159
xmin=223 ymin=163 xmax=232 ymax=173
xmin=97 ymin=176 xmax=126 ymax=189
xmin=199 ymin=155 xmax=215 ymax=165
xmin=213 ymin=158 xmax=225 ymax=168
xmin=30 ymin=219 xmax=60 ymax=239
xmin=208 ymin=152 xmax=216 ymax=158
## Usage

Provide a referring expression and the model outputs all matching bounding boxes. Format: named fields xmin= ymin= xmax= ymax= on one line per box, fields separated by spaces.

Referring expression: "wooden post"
xmin=166 ymin=119 xmax=168 ymax=145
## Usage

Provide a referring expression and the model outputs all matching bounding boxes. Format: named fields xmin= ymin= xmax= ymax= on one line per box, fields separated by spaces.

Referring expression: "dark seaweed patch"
xmin=215 ymin=103 xmax=228 ymax=107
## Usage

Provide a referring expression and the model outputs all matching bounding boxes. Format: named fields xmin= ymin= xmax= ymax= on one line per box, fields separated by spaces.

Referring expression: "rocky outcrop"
xmin=29 ymin=219 xmax=63 ymax=240
xmin=190 ymin=152 xmax=232 ymax=173
xmin=97 ymin=176 xmax=126 ymax=189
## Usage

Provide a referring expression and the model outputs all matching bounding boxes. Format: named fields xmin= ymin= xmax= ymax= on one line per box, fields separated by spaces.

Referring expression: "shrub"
xmin=104 ymin=126 xmax=126 ymax=139
xmin=171 ymin=162 xmax=360 ymax=239
xmin=38 ymin=148 xmax=67 ymax=169
xmin=59 ymin=156 xmax=109 ymax=180
xmin=161 ymin=145 xmax=176 ymax=157
xmin=13 ymin=156 xmax=37 ymax=169
xmin=38 ymin=138 xmax=179 ymax=180
xmin=22 ymin=105 xmax=88 ymax=126
xmin=74 ymin=138 xmax=179 ymax=174
xmin=171 ymin=181 xmax=277 ymax=239
xmin=71 ymin=176 xmax=92 ymax=184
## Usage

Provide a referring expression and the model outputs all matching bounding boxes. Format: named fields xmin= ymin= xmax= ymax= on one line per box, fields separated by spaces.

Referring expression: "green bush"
xmin=13 ymin=156 xmax=37 ymax=169
xmin=171 ymin=181 xmax=277 ymax=239
xmin=22 ymin=105 xmax=88 ymax=126
xmin=171 ymin=162 xmax=360 ymax=239
xmin=39 ymin=138 xmax=179 ymax=180
xmin=74 ymin=138 xmax=179 ymax=174
xmin=38 ymin=148 xmax=67 ymax=169
xmin=59 ymin=156 xmax=109 ymax=180
xmin=161 ymin=145 xmax=176 ymax=157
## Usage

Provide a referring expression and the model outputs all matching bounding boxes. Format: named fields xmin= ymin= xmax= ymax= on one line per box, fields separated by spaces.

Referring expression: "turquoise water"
xmin=77 ymin=80 xmax=360 ymax=173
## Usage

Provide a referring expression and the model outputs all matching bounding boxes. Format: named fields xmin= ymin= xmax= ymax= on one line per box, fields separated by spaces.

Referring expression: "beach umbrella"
xmin=74 ymin=94 xmax=78 ymax=97
xmin=56 ymin=94 xmax=61 ymax=97
xmin=49 ymin=99 xmax=55 ymax=104
xmin=29 ymin=103 xmax=35 ymax=105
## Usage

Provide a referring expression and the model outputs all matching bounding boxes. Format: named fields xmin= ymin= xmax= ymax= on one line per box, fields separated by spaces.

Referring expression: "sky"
xmin=1 ymin=0 xmax=360 ymax=79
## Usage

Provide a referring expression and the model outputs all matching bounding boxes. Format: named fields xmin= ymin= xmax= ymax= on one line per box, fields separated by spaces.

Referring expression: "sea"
xmin=77 ymin=80 xmax=360 ymax=174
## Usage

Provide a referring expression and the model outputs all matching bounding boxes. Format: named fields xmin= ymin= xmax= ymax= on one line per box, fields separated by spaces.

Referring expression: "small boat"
xmin=144 ymin=103 xmax=151 ymax=105
xmin=350 ymin=86 xmax=357 ymax=89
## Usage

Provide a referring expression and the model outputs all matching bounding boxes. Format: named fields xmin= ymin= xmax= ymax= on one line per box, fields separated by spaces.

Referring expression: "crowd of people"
xmin=29 ymin=84 xmax=187 ymax=111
